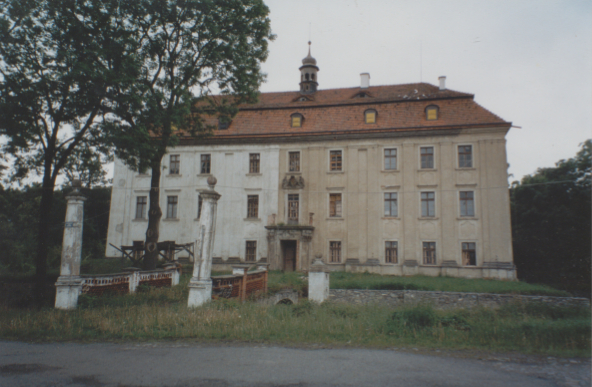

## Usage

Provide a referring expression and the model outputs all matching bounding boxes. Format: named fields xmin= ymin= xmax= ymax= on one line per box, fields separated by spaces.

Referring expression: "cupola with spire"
xmin=299 ymin=41 xmax=319 ymax=94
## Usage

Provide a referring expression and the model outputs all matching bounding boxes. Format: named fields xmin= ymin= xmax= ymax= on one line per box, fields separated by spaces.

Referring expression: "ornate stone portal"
xmin=265 ymin=225 xmax=314 ymax=271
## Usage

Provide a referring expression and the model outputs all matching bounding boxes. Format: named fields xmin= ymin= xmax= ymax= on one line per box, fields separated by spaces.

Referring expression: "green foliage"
xmin=389 ymin=305 xmax=438 ymax=329
xmin=267 ymin=270 xmax=307 ymax=295
xmin=511 ymin=140 xmax=591 ymax=296
xmin=0 ymin=186 xmax=112 ymax=274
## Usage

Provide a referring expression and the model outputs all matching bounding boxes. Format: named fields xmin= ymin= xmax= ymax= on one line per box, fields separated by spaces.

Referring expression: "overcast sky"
xmin=259 ymin=0 xmax=592 ymax=182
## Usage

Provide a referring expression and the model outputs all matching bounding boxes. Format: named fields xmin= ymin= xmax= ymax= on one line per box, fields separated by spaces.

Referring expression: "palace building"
xmin=106 ymin=44 xmax=516 ymax=279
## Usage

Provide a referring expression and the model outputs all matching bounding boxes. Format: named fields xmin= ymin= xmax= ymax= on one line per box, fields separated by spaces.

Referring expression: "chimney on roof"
xmin=360 ymin=73 xmax=370 ymax=89
xmin=438 ymin=76 xmax=446 ymax=90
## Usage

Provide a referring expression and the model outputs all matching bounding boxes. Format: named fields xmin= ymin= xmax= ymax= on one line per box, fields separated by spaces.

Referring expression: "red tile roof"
xmin=182 ymin=82 xmax=510 ymax=143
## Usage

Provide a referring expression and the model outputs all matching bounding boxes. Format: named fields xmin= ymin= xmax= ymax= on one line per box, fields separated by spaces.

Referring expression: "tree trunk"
xmin=144 ymin=157 xmax=163 ymax=270
xmin=35 ymin=171 xmax=56 ymax=305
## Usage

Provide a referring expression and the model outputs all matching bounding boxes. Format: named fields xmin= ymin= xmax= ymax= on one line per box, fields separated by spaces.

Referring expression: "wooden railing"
xmin=80 ymin=263 xmax=181 ymax=296
xmin=211 ymin=266 xmax=268 ymax=302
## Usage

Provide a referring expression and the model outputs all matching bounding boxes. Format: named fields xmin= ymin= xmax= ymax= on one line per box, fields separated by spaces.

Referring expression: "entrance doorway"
xmin=281 ymin=240 xmax=297 ymax=272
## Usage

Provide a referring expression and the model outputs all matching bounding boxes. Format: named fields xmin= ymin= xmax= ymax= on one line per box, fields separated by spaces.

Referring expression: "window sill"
xmin=245 ymin=173 xmax=262 ymax=177
xmin=381 ymin=217 xmax=400 ymax=220
xmin=327 ymin=171 xmax=344 ymax=174
xmin=244 ymin=218 xmax=261 ymax=222
xmin=326 ymin=217 xmax=344 ymax=221
xmin=455 ymin=167 xmax=476 ymax=171
xmin=287 ymin=171 xmax=302 ymax=175
xmin=166 ymin=174 xmax=182 ymax=178
xmin=418 ymin=217 xmax=439 ymax=220
xmin=381 ymin=169 xmax=399 ymax=173
xmin=457 ymin=217 xmax=478 ymax=220
xmin=163 ymin=218 xmax=179 ymax=222
xmin=198 ymin=173 xmax=212 ymax=177
xmin=132 ymin=218 xmax=147 ymax=222
xmin=418 ymin=169 xmax=437 ymax=172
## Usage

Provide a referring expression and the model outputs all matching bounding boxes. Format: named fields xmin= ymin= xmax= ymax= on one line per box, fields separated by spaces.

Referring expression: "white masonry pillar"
xmin=308 ymin=256 xmax=330 ymax=303
xmin=55 ymin=180 xmax=86 ymax=309
xmin=188 ymin=176 xmax=221 ymax=307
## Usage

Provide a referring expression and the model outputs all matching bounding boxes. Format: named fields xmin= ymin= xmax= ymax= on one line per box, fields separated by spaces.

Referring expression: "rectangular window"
xmin=135 ymin=196 xmax=147 ymax=219
xmin=166 ymin=196 xmax=178 ymax=219
xmin=459 ymin=191 xmax=475 ymax=217
xmin=169 ymin=155 xmax=180 ymax=174
xmin=421 ymin=192 xmax=435 ymax=217
xmin=420 ymin=146 xmax=434 ymax=169
xmin=458 ymin=145 xmax=473 ymax=168
xmin=384 ymin=148 xmax=397 ymax=170
xmin=462 ymin=242 xmax=476 ymax=266
xmin=330 ymin=150 xmax=342 ymax=171
xmin=288 ymin=194 xmax=299 ymax=224
xmin=330 ymin=241 xmax=341 ymax=263
xmin=289 ymin=151 xmax=300 ymax=172
xmin=385 ymin=241 xmax=398 ymax=264
xmin=200 ymin=154 xmax=211 ymax=174
xmin=329 ymin=193 xmax=342 ymax=217
xmin=384 ymin=192 xmax=398 ymax=217
xmin=197 ymin=195 xmax=203 ymax=219
xmin=423 ymin=242 xmax=436 ymax=265
xmin=249 ymin=153 xmax=260 ymax=173
xmin=246 ymin=241 xmax=257 ymax=262
xmin=247 ymin=195 xmax=259 ymax=218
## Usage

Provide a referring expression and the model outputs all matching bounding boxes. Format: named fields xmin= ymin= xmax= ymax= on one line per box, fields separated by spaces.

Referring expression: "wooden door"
xmin=283 ymin=241 xmax=296 ymax=272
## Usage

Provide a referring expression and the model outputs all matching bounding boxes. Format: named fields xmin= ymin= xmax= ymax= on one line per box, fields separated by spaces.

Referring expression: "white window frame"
xmin=384 ymin=240 xmax=399 ymax=264
xmin=383 ymin=192 xmax=398 ymax=218
xmin=420 ymin=191 xmax=436 ymax=218
xmin=422 ymin=241 xmax=437 ymax=265
xmin=457 ymin=144 xmax=474 ymax=169
xmin=328 ymin=192 xmax=343 ymax=218
xmin=287 ymin=150 xmax=301 ymax=172
xmin=328 ymin=148 xmax=344 ymax=172
xmin=459 ymin=190 xmax=476 ymax=218
xmin=419 ymin=145 xmax=436 ymax=170
xmin=383 ymin=147 xmax=398 ymax=171
xmin=328 ymin=240 xmax=343 ymax=263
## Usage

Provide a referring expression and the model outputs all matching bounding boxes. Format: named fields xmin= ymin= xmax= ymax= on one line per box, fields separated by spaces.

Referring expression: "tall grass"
xmin=328 ymin=272 xmax=571 ymax=297
xmin=0 ymin=278 xmax=588 ymax=357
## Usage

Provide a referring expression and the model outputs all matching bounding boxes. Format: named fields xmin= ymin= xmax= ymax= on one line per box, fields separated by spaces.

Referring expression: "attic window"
xmin=291 ymin=113 xmax=303 ymax=128
xmin=364 ymin=109 xmax=377 ymax=124
xmin=358 ymin=93 xmax=368 ymax=98
xmin=426 ymin=105 xmax=439 ymax=120
xmin=299 ymin=97 xmax=307 ymax=102
xmin=218 ymin=119 xmax=231 ymax=130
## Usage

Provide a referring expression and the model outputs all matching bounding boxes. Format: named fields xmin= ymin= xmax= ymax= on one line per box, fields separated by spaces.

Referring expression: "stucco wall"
xmin=106 ymin=144 xmax=280 ymax=262
xmin=275 ymin=127 xmax=514 ymax=278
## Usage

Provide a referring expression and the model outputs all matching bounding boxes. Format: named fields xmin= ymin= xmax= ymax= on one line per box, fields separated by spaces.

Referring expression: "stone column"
xmin=308 ymin=257 xmax=330 ymax=303
xmin=188 ymin=176 xmax=221 ymax=307
xmin=55 ymin=180 xmax=86 ymax=309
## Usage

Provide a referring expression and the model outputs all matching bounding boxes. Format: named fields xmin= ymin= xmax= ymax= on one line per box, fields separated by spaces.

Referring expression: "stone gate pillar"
xmin=188 ymin=176 xmax=221 ymax=307
xmin=55 ymin=180 xmax=86 ymax=309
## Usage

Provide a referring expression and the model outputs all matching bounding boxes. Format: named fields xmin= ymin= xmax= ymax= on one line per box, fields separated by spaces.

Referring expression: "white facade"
xmin=106 ymin=144 xmax=280 ymax=262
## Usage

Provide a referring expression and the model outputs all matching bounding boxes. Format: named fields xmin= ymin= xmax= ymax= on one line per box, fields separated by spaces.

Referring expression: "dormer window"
xmin=364 ymin=109 xmax=377 ymax=124
xmin=426 ymin=105 xmax=439 ymax=120
xmin=291 ymin=113 xmax=303 ymax=128
xmin=218 ymin=119 xmax=231 ymax=130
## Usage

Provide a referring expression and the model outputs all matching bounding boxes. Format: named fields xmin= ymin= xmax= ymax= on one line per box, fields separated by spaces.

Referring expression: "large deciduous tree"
xmin=105 ymin=0 xmax=274 ymax=270
xmin=511 ymin=140 xmax=591 ymax=296
xmin=0 ymin=0 xmax=139 ymax=299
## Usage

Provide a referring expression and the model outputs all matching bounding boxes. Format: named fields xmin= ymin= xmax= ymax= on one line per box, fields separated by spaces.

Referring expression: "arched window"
xmin=311 ymin=74 xmax=315 ymax=80
xmin=364 ymin=109 xmax=377 ymax=124
xmin=305 ymin=73 xmax=310 ymax=80
xmin=426 ymin=105 xmax=439 ymax=120
xmin=291 ymin=113 xmax=303 ymax=128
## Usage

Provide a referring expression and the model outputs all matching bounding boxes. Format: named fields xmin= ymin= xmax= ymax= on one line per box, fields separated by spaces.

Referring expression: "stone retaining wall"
xmin=328 ymin=289 xmax=590 ymax=310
